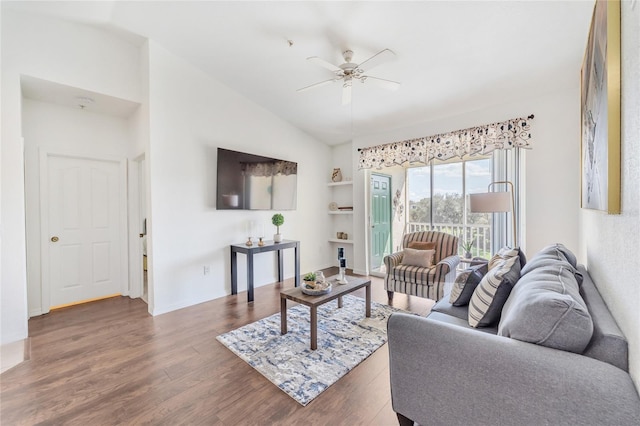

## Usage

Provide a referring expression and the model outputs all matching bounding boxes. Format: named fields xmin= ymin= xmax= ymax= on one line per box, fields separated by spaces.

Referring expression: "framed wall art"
xmin=581 ymin=0 xmax=621 ymax=214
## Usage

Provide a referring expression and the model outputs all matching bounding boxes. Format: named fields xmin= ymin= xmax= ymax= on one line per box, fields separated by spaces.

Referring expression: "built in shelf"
xmin=329 ymin=211 xmax=353 ymax=215
xmin=328 ymin=239 xmax=354 ymax=244
xmin=328 ymin=181 xmax=353 ymax=187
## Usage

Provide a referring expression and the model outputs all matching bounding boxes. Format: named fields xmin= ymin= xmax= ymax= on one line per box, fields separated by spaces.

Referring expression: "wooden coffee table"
xmin=280 ymin=275 xmax=371 ymax=350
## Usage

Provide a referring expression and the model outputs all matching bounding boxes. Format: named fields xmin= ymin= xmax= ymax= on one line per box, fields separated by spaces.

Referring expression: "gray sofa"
xmin=388 ymin=245 xmax=640 ymax=425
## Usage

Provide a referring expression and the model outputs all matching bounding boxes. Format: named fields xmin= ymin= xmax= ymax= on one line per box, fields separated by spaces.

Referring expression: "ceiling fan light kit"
xmin=298 ymin=48 xmax=400 ymax=105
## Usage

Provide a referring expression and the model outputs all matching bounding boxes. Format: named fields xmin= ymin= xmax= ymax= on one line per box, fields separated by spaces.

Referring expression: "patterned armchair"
xmin=384 ymin=231 xmax=460 ymax=301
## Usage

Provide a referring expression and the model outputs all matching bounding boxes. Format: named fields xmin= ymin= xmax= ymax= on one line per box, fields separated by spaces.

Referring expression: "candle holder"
xmin=337 ymin=249 xmax=348 ymax=284
xmin=258 ymin=237 xmax=265 ymax=246
xmin=246 ymin=237 xmax=253 ymax=247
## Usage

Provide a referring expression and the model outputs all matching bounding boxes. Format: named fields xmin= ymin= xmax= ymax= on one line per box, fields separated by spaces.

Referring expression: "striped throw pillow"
xmin=488 ymin=247 xmax=521 ymax=270
xmin=469 ymin=255 xmax=521 ymax=327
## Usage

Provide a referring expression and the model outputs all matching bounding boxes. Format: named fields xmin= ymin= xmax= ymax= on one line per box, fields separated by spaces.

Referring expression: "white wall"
xmin=146 ymin=42 xmax=331 ymax=315
xmin=1 ymin=10 xmax=141 ymax=344
xmin=352 ymin=89 xmax=581 ymax=274
xmin=579 ymin=4 xmax=640 ymax=389
xmin=22 ymin=99 xmax=132 ymax=316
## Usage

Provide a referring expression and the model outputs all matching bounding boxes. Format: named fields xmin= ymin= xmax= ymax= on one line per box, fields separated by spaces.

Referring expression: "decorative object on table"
xmin=331 ymin=168 xmax=343 ymax=182
xmin=337 ymin=247 xmax=347 ymax=284
xmin=257 ymin=224 xmax=265 ymax=246
xmin=338 ymin=257 xmax=348 ymax=284
xmin=461 ymin=238 xmax=475 ymax=259
xmin=302 ymin=281 xmax=332 ymax=296
xmin=341 ymin=233 xmax=348 ymax=240
xmin=217 ymin=295 xmax=409 ymax=406
xmin=303 ymin=272 xmax=316 ymax=285
xmin=271 ymin=213 xmax=284 ymax=243
xmin=469 ymin=181 xmax=517 ymax=247
xmin=328 ymin=201 xmax=338 ymax=211
xmin=336 ymin=232 xmax=343 ymax=239
xmin=301 ymin=271 xmax=331 ymax=295
xmin=581 ymin=0 xmax=620 ymax=214
xmin=245 ymin=220 xmax=255 ymax=246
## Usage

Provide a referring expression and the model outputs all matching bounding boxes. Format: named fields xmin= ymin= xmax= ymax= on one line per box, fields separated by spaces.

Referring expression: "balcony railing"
xmin=406 ymin=222 xmax=491 ymax=258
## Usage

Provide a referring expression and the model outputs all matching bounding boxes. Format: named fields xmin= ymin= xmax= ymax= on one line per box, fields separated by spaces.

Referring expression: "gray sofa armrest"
xmin=388 ymin=313 xmax=640 ymax=426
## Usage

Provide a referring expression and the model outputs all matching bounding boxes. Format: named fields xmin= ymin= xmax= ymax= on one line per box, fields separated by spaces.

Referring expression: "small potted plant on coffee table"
xmin=303 ymin=272 xmax=316 ymax=289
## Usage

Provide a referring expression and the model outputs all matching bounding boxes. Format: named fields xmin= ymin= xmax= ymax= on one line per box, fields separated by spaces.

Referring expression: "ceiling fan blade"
xmin=307 ymin=56 xmax=342 ymax=73
xmin=361 ymin=75 xmax=401 ymax=91
xmin=357 ymin=49 xmax=396 ymax=73
xmin=342 ymin=81 xmax=352 ymax=105
xmin=296 ymin=78 xmax=339 ymax=92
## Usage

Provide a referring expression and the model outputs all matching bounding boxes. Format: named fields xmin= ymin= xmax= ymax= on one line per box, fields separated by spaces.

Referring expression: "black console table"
xmin=230 ymin=239 xmax=300 ymax=302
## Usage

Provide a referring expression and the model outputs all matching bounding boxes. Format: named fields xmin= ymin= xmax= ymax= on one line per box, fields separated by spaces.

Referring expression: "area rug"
xmin=216 ymin=295 xmax=407 ymax=406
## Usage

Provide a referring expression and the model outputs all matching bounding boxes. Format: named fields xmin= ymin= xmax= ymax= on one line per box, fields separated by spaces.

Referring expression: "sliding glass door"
xmin=407 ymin=158 xmax=492 ymax=257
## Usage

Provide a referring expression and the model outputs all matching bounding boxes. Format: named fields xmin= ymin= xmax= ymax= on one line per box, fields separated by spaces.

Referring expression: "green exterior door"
xmin=370 ymin=174 xmax=392 ymax=272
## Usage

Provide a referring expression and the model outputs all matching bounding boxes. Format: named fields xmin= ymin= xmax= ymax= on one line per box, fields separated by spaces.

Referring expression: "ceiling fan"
xmin=297 ymin=49 xmax=400 ymax=105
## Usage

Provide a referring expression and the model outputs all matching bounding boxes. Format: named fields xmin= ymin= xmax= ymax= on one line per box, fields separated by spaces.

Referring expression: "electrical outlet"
xmin=203 ymin=265 xmax=210 ymax=275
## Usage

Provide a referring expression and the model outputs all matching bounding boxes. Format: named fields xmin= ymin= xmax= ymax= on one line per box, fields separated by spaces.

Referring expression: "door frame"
xmin=127 ymin=153 xmax=146 ymax=301
xmin=39 ymin=149 xmax=128 ymax=313
xmin=369 ymin=172 xmax=392 ymax=278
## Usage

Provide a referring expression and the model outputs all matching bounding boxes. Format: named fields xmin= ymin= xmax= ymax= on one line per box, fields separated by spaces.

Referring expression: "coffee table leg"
xmin=280 ymin=297 xmax=287 ymax=335
xmin=310 ymin=306 xmax=317 ymax=350
xmin=366 ymin=283 xmax=371 ymax=317
xmin=338 ymin=296 xmax=343 ymax=309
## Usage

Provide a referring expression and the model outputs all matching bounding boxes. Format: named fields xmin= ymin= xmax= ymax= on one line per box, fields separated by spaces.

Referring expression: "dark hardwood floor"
xmin=0 ymin=271 xmax=434 ymax=425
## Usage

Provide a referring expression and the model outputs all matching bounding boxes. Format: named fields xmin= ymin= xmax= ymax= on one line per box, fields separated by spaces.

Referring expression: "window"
xmin=407 ymin=157 xmax=492 ymax=257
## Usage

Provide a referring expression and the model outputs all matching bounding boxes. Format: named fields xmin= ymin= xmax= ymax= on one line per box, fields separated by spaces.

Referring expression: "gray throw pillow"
xmin=498 ymin=264 xmax=593 ymax=353
xmin=449 ymin=263 xmax=488 ymax=306
xmin=469 ymin=256 xmax=521 ymax=327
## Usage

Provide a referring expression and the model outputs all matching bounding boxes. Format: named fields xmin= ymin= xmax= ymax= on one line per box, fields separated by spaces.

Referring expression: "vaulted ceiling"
xmin=5 ymin=1 xmax=596 ymax=145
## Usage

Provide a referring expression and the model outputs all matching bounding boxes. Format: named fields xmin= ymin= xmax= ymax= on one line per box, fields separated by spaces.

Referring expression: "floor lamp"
xmin=469 ymin=181 xmax=517 ymax=248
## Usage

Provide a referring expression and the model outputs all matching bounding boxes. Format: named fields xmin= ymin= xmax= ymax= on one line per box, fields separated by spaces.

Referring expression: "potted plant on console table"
xmin=272 ymin=213 xmax=284 ymax=243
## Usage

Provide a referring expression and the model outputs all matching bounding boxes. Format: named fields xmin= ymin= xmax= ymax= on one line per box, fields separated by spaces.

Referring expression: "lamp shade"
xmin=469 ymin=192 xmax=512 ymax=213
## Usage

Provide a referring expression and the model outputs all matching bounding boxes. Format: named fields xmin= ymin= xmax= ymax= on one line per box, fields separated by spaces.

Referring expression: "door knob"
xmin=51 ymin=236 xmax=59 ymax=242
xmin=139 ymin=234 xmax=144 ymax=238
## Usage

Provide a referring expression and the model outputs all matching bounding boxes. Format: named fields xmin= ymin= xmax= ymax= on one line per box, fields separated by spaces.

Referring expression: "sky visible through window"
xmin=408 ymin=158 xmax=491 ymax=202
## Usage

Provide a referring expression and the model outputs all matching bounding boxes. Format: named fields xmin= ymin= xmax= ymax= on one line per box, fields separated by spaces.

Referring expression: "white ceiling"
xmin=5 ymin=1 xmax=596 ymax=145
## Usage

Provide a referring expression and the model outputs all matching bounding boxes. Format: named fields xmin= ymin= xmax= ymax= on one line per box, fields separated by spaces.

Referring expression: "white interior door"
xmin=45 ymin=155 xmax=123 ymax=307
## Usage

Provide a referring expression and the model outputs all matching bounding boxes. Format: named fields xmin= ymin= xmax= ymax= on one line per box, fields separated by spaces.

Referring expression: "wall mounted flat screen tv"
xmin=216 ymin=148 xmax=297 ymax=210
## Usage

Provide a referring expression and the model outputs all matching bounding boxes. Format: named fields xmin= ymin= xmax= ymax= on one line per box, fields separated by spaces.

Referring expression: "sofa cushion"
xmin=469 ymin=256 xmax=521 ymax=327
xmin=521 ymin=243 xmax=576 ymax=275
xmin=449 ymin=263 xmax=488 ymax=306
xmin=498 ymin=263 xmax=593 ymax=354
xmin=392 ymin=264 xmax=435 ymax=285
xmin=401 ymin=248 xmax=435 ymax=268
xmin=431 ymin=299 xmax=470 ymax=322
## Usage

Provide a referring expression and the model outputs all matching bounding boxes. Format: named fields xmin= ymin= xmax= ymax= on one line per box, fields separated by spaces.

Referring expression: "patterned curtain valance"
xmin=241 ymin=161 xmax=297 ymax=177
xmin=358 ymin=115 xmax=534 ymax=170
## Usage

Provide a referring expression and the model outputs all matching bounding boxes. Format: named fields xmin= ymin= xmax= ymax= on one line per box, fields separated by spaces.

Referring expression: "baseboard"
xmin=352 ymin=268 xmax=368 ymax=276
xmin=151 ymin=293 xmax=222 ymax=316
xmin=1 ymin=338 xmax=30 ymax=374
